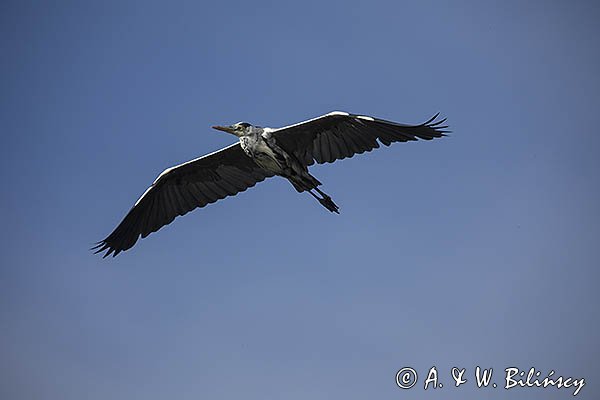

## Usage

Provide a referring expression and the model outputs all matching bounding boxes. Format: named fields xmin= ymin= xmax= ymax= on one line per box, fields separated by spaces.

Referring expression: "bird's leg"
xmin=314 ymin=187 xmax=329 ymax=198
xmin=309 ymin=188 xmax=340 ymax=214
xmin=308 ymin=190 xmax=321 ymax=200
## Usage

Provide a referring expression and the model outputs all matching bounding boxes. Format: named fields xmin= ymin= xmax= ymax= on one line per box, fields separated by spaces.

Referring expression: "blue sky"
xmin=1 ymin=1 xmax=599 ymax=399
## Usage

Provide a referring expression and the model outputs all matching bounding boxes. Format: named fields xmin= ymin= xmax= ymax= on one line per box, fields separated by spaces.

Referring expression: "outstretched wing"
xmin=93 ymin=143 xmax=273 ymax=257
xmin=271 ymin=111 xmax=449 ymax=166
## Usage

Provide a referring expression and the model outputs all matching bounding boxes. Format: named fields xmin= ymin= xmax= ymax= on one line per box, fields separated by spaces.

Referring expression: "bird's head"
xmin=212 ymin=122 xmax=253 ymax=137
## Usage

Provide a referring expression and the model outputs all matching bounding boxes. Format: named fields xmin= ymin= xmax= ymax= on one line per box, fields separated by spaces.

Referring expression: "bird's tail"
xmin=288 ymin=173 xmax=321 ymax=193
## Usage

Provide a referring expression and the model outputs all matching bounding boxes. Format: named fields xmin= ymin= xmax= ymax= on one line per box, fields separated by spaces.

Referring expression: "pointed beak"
xmin=212 ymin=125 xmax=235 ymax=134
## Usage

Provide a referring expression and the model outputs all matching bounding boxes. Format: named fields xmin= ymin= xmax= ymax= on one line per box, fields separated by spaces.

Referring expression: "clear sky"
xmin=1 ymin=1 xmax=599 ymax=399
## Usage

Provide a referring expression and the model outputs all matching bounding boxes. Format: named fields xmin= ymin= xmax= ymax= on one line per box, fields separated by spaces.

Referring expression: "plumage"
xmin=94 ymin=111 xmax=448 ymax=257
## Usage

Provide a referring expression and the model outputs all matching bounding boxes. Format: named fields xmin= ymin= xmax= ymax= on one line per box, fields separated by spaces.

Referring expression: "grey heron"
xmin=93 ymin=111 xmax=449 ymax=257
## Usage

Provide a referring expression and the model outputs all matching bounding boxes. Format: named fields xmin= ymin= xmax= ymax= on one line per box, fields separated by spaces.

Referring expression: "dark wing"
xmin=271 ymin=111 xmax=449 ymax=166
xmin=93 ymin=143 xmax=273 ymax=258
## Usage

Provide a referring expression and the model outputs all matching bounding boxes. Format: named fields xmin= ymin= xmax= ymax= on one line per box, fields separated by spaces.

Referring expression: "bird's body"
xmin=239 ymin=126 xmax=333 ymax=207
xmin=94 ymin=111 xmax=449 ymax=257
xmin=239 ymin=127 xmax=287 ymax=174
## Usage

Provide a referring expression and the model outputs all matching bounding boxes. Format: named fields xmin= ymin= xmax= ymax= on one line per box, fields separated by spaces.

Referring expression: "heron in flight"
xmin=94 ymin=111 xmax=448 ymax=257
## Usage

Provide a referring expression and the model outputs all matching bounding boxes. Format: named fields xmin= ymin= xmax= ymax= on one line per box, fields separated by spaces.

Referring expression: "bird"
xmin=93 ymin=111 xmax=449 ymax=257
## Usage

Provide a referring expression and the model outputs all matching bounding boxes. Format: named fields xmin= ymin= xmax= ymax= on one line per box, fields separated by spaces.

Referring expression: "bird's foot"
xmin=319 ymin=195 xmax=340 ymax=214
